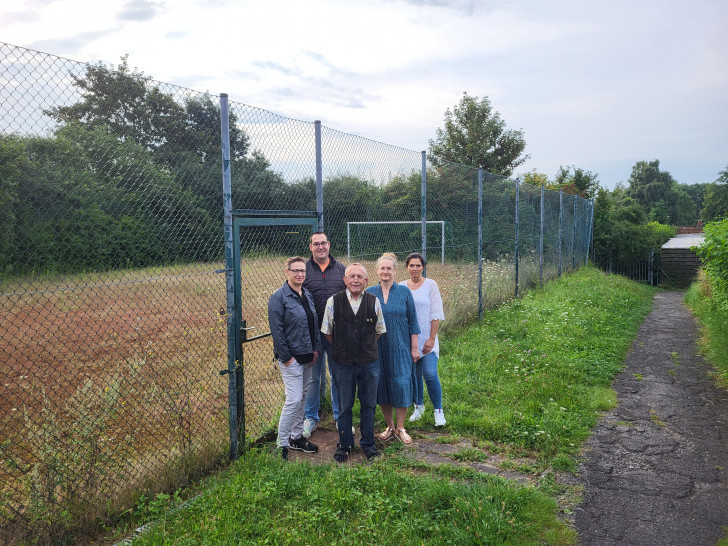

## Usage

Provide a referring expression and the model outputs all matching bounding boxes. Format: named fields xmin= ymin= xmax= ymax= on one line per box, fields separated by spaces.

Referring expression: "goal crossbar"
xmin=347 ymin=221 xmax=445 ymax=263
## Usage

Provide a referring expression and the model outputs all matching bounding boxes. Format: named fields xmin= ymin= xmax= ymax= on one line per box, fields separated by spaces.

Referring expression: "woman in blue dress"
xmin=366 ymin=253 xmax=420 ymax=444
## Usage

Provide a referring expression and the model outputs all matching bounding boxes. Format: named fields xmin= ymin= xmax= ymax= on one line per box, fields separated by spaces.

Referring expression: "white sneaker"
xmin=336 ymin=419 xmax=356 ymax=435
xmin=302 ymin=418 xmax=317 ymax=438
xmin=409 ymin=404 xmax=425 ymax=422
xmin=434 ymin=409 xmax=446 ymax=426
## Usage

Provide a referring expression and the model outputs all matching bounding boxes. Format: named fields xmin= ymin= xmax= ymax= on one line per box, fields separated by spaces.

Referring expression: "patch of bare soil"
xmin=271 ymin=419 xmax=538 ymax=485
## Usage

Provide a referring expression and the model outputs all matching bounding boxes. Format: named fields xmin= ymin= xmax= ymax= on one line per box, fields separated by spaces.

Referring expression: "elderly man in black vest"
xmin=320 ymin=263 xmax=386 ymax=462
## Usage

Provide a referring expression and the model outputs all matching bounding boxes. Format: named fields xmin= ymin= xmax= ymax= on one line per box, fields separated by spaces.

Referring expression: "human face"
xmin=309 ymin=234 xmax=330 ymax=263
xmin=377 ymin=259 xmax=395 ymax=284
xmin=344 ymin=265 xmax=368 ymax=296
xmin=407 ymin=258 xmax=423 ymax=281
xmin=286 ymin=261 xmax=306 ymax=289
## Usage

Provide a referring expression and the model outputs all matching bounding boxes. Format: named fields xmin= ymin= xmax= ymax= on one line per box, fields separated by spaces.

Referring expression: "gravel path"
xmin=574 ymin=291 xmax=728 ymax=545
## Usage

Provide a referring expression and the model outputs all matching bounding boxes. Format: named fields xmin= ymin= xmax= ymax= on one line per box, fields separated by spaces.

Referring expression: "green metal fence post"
xmin=220 ymin=93 xmax=240 ymax=461
xmin=478 ymin=167 xmax=483 ymax=319
xmin=515 ymin=177 xmax=520 ymax=297
xmin=421 ymin=151 xmax=427 ymax=275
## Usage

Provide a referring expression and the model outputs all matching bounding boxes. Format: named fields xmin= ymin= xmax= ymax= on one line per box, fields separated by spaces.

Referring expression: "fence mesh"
xmin=0 ymin=41 xmax=592 ymax=540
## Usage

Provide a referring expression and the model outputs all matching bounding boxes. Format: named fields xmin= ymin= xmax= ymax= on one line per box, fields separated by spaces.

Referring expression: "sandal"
xmin=395 ymin=428 xmax=413 ymax=445
xmin=379 ymin=427 xmax=396 ymax=441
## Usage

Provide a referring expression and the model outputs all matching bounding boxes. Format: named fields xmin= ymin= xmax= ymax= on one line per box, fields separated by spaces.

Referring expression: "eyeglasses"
xmin=311 ymin=241 xmax=329 ymax=247
xmin=288 ymin=269 xmax=306 ymax=275
xmin=346 ymin=274 xmax=366 ymax=280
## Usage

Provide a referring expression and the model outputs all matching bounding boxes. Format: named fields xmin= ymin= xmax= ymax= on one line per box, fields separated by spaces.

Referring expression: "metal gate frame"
xmin=223 ymin=210 xmax=318 ymax=460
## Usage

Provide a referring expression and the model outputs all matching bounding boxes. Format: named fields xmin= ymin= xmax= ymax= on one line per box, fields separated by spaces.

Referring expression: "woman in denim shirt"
xmin=268 ymin=256 xmax=322 ymax=460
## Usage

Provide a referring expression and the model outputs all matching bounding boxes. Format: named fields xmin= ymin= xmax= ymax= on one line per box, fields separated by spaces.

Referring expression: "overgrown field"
xmin=1 ymin=255 xmax=541 ymax=541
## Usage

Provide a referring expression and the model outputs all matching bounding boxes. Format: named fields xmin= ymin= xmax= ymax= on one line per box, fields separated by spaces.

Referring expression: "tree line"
xmin=0 ymin=61 xmax=535 ymax=278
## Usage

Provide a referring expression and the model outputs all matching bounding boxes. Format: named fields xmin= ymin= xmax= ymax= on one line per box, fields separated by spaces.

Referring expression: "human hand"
xmin=422 ymin=339 xmax=435 ymax=355
xmin=411 ymin=348 xmax=420 ymax=363
xmin=310 ymin=351 xmax=319 ymax=367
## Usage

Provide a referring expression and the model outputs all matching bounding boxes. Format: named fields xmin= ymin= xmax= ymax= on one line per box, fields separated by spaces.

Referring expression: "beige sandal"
xmin=395 ymin=428 xmax=413 ymax=445
xmin=379 ymin=427 xmax=396 ymax=441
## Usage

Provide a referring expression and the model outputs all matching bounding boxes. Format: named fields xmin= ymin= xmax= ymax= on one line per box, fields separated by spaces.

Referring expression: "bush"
xmin=694 ymin=218 xmax=728 ymax=312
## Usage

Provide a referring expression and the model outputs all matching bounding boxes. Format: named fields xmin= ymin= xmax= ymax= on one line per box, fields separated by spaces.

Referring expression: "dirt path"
xmin=574 ymin=291 xmax=728 ymax=545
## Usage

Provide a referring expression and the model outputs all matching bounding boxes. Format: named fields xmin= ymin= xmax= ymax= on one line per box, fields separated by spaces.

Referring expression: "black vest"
xmin=330 ymin=291 xmax=379 ymax=366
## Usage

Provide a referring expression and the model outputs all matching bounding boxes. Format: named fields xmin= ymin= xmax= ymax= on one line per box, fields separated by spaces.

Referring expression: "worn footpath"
xmin=574 ymin=291 xmax=728 ymax=545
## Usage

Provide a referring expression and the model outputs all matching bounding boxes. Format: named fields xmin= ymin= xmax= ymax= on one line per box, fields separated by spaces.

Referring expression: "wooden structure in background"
xmin=660 ymin=234 xmax=705 ymax=288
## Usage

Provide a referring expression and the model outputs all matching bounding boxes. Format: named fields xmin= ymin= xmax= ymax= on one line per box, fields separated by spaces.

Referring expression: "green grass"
xmin=438 ymin=265 xmax=656 ymax=466
xmin=118 ymin=266 xmax=656 ymax=544
xmin=129 ymin=450 xmax=573 ymax=545
xmin=685 ymin=274 xmax=728 ymax=386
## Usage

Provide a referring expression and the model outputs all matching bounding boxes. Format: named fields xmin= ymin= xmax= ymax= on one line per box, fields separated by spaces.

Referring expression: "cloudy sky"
xmin=2 ymin=0 xmax=727 ymax=189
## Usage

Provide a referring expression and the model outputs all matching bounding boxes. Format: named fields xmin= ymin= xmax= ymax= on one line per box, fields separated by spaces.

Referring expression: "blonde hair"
xmin=376 ymin=252 xmax=397 ymax=270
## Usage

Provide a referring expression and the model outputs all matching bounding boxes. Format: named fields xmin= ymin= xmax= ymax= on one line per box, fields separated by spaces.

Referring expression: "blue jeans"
xmin=304 ymin=333 xmax=341 ymax=422
xmin=330 ymin=359 xmax=380 ymax=452
xmin=414 ymin=352 xmax=442 ymax=409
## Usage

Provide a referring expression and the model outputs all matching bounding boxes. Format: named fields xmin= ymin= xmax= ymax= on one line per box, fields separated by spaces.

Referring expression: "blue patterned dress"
xmin=366 ymin=283 xmax=421 ymax=407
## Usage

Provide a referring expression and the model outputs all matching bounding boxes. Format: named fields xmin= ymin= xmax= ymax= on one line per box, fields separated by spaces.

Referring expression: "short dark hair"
xmin=310 ymin=231 xmax=329 ymax=244
xmin=405 ymin=252 xmax=426 ymax=267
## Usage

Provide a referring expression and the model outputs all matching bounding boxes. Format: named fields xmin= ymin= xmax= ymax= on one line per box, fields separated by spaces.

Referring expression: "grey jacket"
xmin=267 ymin=281 xmax=321 ymax=363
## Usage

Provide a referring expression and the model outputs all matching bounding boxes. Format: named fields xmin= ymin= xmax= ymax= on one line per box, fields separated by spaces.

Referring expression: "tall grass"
xmin=118 ymin=266 xmax=656 ymax=544
xmin=438 ymin=265 xmax=656 ymax=468
xmin=685 ymin=270 xmax=728 ymax=385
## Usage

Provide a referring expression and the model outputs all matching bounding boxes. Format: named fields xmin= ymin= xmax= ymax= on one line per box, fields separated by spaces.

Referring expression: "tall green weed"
xmin=694 ymin=217 xmax=728 ymax=312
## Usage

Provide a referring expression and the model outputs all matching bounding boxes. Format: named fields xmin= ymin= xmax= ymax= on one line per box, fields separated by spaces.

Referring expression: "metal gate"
xmin=222 ymin=210 xmax=318 ymax=460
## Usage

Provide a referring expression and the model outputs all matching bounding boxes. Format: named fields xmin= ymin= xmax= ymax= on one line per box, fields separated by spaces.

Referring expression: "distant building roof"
xmin=661 ymin=234 xmax=706 ymax=250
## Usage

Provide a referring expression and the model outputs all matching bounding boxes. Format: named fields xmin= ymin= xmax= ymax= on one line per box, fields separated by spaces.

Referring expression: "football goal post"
xmin=347 ymin=221 xmax=446 ymax=263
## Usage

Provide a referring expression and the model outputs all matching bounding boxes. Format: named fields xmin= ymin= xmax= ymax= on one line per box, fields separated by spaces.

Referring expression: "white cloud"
xmin=1 ymin=0 xmax=726 ymax=187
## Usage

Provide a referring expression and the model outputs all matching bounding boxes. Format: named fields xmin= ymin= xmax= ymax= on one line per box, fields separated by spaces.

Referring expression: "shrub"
xmin=695 ymin=217 xmax=728 ymax=312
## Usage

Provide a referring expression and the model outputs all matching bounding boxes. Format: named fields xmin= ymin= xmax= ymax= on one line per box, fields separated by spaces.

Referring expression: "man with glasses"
xmin=321 ymin=263 xmax=386 ymax=461
xmin=302 ymin=231 xmax=347 ymax=438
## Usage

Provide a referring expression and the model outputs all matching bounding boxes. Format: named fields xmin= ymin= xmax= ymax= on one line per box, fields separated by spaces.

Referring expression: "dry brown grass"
xmin=0 ymin=256 xmax=524 ymax=537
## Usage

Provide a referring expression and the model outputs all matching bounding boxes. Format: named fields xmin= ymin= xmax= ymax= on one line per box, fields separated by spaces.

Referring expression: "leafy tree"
xmin=521 ymin=169 xmax=549 ymax=187
xmin=701 ymin=166 xmax=728 ymax=222
xmin=428 ymin=93 xmax=529 ymax=176
xmin=626 ymin=160 xmax=696 ymax=225
xmin=592 ymin=187 xmax=675 ymax=269
xmin=45 ymin=55 xmax=187 ymax=154
xmin=681 ymin=183 xmax=709 ymax=217
xmin=553 ymin=165 xmax=600 ymax=198
xmin=0 ymin=135 xmax=25 ymax=270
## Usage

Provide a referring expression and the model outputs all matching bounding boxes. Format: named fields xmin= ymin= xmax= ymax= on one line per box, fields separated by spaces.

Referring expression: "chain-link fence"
xmin=0 ymin=41 xmax=592 ymax=541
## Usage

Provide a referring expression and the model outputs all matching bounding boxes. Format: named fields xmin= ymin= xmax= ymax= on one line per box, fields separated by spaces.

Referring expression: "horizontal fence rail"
xmin=0 ymin=41 xmax=593 ymax=541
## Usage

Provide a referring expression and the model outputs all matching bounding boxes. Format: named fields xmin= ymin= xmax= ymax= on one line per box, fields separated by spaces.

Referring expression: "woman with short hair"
xmin=267 ymin=256 xmax=321 ymax=460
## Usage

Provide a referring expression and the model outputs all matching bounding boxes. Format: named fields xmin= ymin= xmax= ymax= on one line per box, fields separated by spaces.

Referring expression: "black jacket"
xmin=303 ymin=255 xmax=346 ymax=327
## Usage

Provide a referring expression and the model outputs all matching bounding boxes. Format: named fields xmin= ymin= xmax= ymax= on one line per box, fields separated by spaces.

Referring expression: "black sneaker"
xmin=364 ymin=448 xmax=379 ymax=461
xmin=289 ymin=436 xmax=319 ymax=453
xmin=281 ymin=447 xmax=289 ymax=461
xmin=334 ymin=444 xmax=350 ymax=463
